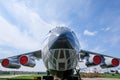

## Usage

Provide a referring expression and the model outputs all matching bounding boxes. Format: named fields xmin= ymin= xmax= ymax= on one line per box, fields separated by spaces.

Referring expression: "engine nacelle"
xmin=19 ymin=55 xmax=35 ymax=67
xmin=1 ymin=59 xmax=21 ymax=69
xmin=100 ymin=57 xmax=119 ymax=68
xmin=85 ymin=55 xmax=102 ymax=67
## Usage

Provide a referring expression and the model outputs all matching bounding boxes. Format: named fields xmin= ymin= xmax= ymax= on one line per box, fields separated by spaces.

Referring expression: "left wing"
xmin=0 ymin=50 xmax=41 ymax=69
xmin=79 ymin=50 xmax=120 ymax=68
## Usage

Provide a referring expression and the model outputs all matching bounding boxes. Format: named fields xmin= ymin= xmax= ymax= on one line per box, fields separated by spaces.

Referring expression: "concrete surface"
xmin=0 ymin=75 xmax=21 ymax=78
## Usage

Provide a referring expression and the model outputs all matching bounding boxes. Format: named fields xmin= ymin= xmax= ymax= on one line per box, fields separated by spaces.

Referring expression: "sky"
xmin=0 ymin=0 xmax=120 ymax=72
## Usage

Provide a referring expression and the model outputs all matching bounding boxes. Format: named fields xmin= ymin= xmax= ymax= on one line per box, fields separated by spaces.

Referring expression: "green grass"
xmin=0 ymin=74 xmax=120 ymax=80
xmin=0 ymin=74 xmax=46 ymax=80
xmin=12 ymin=74 xmax=46 ymax=79
xmin=101 ymin=74 xmax=120 ymax=78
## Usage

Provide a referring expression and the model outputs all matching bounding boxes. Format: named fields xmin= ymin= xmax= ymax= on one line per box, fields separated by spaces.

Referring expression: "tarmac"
xmin=0 ymin=75 xmax=21 ymax=78
xmin=0 ymin=74 xmax=30 ymax=78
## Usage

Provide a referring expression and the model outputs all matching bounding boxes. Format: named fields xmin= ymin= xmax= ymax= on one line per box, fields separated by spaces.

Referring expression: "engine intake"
xmin=19 ymin=55 xmax=35 ymax=67
xmin=85 ymin=55 xmax=102 ymax=67
xmin=100 ymin=58 xmax=119 ymax=68
xmin=1 ymin=59 xmax=20 ymax=69
xmin=112 ymin=58 xmax=119 ymax=67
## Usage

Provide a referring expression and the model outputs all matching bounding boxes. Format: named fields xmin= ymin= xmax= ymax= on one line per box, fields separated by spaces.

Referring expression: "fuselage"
xmin=41 ymin=27 xmax=80 ymax=78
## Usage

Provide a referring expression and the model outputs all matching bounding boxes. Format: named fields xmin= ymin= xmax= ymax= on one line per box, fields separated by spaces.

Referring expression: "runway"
xmin=0 ymin=75 xmax=21 ymax=78
xmin=0 ymin=74 xmax=30 ymax=78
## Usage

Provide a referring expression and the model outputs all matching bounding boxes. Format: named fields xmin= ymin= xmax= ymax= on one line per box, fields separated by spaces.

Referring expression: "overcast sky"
xmin=0 ymin=0 xmax=120 ymax=71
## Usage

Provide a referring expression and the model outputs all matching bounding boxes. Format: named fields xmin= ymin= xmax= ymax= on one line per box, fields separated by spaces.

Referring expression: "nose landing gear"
xmin=41 ymin=70 xmax=82 ymax=80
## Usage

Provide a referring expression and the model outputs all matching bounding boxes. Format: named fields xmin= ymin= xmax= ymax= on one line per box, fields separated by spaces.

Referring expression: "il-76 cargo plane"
xmin=0 ymin=27 xmax=120 ymax=80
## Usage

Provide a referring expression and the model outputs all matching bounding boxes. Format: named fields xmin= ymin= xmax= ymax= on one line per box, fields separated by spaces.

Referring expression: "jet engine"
xmin=19 ymin=55 xmax=35 ymax=67
xmin=1 ymin=58 xmax=21 ymax=69
xmin=100 ymin=57 xmax=119 ymax=68
xmin=85 ymin=55 xmax=102 ymax=67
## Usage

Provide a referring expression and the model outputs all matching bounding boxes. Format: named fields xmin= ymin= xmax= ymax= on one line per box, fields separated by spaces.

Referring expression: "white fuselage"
xmin=41 ymin=27 xmax=80 ymax=72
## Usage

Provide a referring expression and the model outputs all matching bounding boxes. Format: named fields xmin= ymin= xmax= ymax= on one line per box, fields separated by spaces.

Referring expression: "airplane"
xmin=0 ymin=27 xmax=120 ymax=80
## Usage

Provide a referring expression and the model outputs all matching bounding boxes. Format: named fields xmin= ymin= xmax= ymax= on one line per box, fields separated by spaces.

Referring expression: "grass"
xmin=101 ymin=74 xmax=120 ymax=78
xmin=81 ymin=73 xmax=120 ymax=78
xmin=0 ymin=74 xmax=120 ymax=80
xmin=0 ymin=74 xmax=46 ymax=80
xmin=12 ymin=74 xmax=46 ymax=79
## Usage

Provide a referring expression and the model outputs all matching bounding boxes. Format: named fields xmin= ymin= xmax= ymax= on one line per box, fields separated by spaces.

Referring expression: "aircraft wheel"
xmin=43 ymin=76 xmax=53 ymax=80
xmin=63 ymin=76 xmax=79 ymax=80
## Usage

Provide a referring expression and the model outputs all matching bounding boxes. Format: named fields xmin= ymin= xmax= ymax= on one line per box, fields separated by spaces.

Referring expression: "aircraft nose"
xmin=57 ymin=33 xmax=68 ymax=40
xmin=50 ymin=33 xmax=73 ymax=49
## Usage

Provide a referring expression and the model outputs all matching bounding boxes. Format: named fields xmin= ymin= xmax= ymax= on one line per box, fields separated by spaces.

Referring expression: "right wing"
xmin=79 ymin=50 xmax=120 ymax=68
xmin=0 ymin=50 xmax=41 ymax=69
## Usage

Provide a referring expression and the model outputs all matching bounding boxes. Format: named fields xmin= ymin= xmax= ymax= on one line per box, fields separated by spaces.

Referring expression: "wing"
xmin=79 ymin=50 xmax=120 ymax=68
xmin=0 ymin=50 xmax=41 ymax=69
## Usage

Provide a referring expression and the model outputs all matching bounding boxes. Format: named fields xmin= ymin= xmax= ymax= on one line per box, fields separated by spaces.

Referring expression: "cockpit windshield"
xmin=49 ymin=49 xmax=77 ymax=71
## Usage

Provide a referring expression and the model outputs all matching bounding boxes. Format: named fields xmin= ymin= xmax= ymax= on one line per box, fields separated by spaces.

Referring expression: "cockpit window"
xmin=54 ymin=50 xmax=59 ymax=59
xmin=59 ymin=50 xmax=64 ymax=58
xmin=53 ymin=58 xmax=56 ymax=65
xmin=65 ymin=50 xmax=70 ymax=58
xmin=49 ymin=49 xmax=77 ymax=70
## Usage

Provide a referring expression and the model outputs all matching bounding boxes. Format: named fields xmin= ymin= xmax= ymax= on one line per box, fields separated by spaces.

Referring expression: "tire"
xmin=63 ymin=76 xmax=78 ymax=80
xmin=43 ymin=76 xmax=53 ymax=80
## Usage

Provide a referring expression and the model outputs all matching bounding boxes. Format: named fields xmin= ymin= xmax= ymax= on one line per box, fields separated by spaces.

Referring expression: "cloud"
xmin=18 ymin=0 xmax=92 ymax=25
xmin=0 ymin=1 xmax=57 ymax=71
xmin=0 ymin=16 xmax=41 ymax=51
xmin=90 ymin=46 xmax=106 ymax=53
xmin=101 ymin=27 xmax=111 ymax=31
xmin=105 ymin=27 xmax=110 ymax=31
xmin=0 ymin=0 xmax=56 ymax=51
xmin=83 ymin=30 xmax=97 ymax=36
xmin=0 ymin=0 xmax=55 ymax=40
